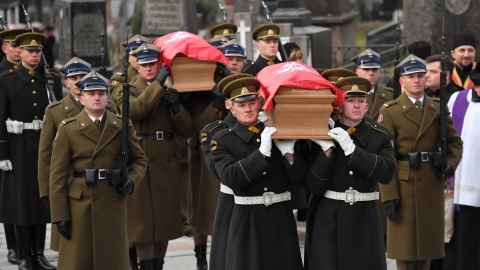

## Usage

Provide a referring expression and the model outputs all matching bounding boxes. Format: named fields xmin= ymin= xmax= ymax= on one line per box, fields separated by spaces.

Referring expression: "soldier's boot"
xmin=15 ymin=224 xmax=33 ymax=270
xmin=5 ymin=223 xmax=18 ymax=264
xmin=129 ymin=247 xmax=139 ymax=270
xmin=194 ymin=244 xmax=208 ymax=270
xmin=154 ymin=258 xmax=164 ymax=270
xmin=139 ymin=258 xmax=156 ymax=270
xmin=31 ymin=224 xmax=56 ymax=270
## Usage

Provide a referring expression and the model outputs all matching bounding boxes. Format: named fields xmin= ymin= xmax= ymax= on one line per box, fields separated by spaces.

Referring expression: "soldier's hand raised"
xmin=156 ymin=65 xmax=171 ymax=86
xmin=259 ymin=127 xmax=277 ymax=157
xmin=56 ymin=220 xmax=72 ymax=240
xmin=274 ymin=139 xmax=296 ymax=155
xmin=328 ymin=127 xmax=355 ymax=156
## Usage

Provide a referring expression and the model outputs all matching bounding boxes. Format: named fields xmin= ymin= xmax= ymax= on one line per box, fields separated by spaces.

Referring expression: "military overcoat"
xmin=366 ymin=83 xmax=393 ymax=121
xmin=49 ymin=110 xmax=147 ymax=270
xmin=378 ymin=93 xmax=462 ymax=260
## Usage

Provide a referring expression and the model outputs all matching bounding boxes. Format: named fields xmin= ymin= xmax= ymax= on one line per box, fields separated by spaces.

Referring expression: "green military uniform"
xmin=50 ymin=110 xmax=147 ymax=270
xmin=378 ymin=58 xmax=463 ymax=263
xmin=366 ymin=84 xmax=393 ymax=120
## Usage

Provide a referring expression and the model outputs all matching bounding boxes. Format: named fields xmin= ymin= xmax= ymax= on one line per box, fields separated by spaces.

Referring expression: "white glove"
xmin=328 ymin=117 xmax=335 ymax=129
xmin=312 ymin=139 xmax=335 ymax=152
xmin=258 ymin=111 xmax=269 ymax=123
xmin=274 ymin=139 xmax=296 ymax=155
xmin=259 ymin=127 xmax=277 ymax=157
xmin=328 ymin=127 xmax=355 ymax=156
xmin=0 ymin=160 xmax=13 ymax=171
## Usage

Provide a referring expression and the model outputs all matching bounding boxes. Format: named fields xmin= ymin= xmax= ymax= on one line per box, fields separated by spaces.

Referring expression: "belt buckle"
xmin=32 ymin=120 xmax=42 ymax=130
xmin=156 ymin=131 xmax=164 ymax=140
xmin=421 ymin=152 xmax=429 ymax=162
xmin=263 ymin=192 xmax=274 ymax=207
xmin=344 ymin=190 xmax=357 ymax=204
xmin=98 ymin=169 xmax=107 ymax=180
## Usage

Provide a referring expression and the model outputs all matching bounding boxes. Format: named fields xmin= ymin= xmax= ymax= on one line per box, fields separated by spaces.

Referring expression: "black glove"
xmin=119 ymin=179 xmax=134 ymax=196
xmin=164 ymin=88 xmax=181 ymax=114
xmin=41 ymin=197 xmax=50 ymax=212
xmin=438 ymin=164 xmax=454 ymax=180
xmin=56 ymin=220 xmax=72 ymax=240
xmin=384 ymin=199 xmax=400 ymax=220
xmin=156 ymin=65 xmax=171 ymax=86
xmin=214 ymin=62 xmax=230 ymax=80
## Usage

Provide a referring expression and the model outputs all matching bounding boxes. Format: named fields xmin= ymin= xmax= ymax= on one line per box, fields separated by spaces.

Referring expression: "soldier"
xmin=378 ymin=55 xmax=463 ymax=270
xmin=0 ymin=32 xmax=62 ymax=270
xmin=0 ymin=28 xmax=29 ymax=73
xmin=242 ymin=23 xmax=282 ymax=76
xmin=425 ymin=54 xmax=463 ymax=101
xmin=304 ymin=76 xmax=396 ymax=270
xmin=49 ymin=71 xmax=147 ymax=270
xmin=210 ymin=77 xmax=305 ymax=270
xmin=450 ymin=34 xmax=476 ymax=89
xmin=111 ymin=44 xmax=193 ymax=269
xmin=352 ymin=49 xmax=394 ymax=120
xmin=219 ymin=40 xmax=246 ymax=74
xmin=0 ymin=27 xmax=28 ymax=265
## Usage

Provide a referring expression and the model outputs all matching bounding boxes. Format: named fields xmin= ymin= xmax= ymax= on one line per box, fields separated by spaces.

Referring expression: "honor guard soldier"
xmin=219 ymin=39 xmax=246 ymax=75
xmin=49 ymin=71 xmax=147 ymax=270
xmin=0 ymin=27 xmax=29 ymax=265
xmin=0 ymin=28 xmax=29 ymax=73
xmin=209 ymin=22 xmax=237 ymax=40
xmin=242 ymin=23 xmax=281 ymax=76
xmin=304 ymin=76 xmax=396 ymax=270
xmin=0 ymin=32 xmax=62 ymax=270
xmin=321 ymin=68 xmax=357 ymax=121
xmin=378 ymin=55 xmax=463 ymax=270
xmin=450 ymin=34 xmax=477 ymax=89
xmin=210 ymin=77 xmax=305 ymax=270
xmin=112 ymin=43 xmax=193 ymax=269
xmin=352 ymin=49 xmax=393 ymax=120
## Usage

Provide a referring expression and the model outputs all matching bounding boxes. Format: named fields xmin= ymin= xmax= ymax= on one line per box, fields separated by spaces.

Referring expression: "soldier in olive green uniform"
xmin=111 ymin=44 xmax=193 ymax=269
xmin=0 ymin=32 xmax=62 ymax=270
xmin=378 ymin=55 xmax=463 ymax=270
xmin=49 ymin=71 xmax=147 ymax=270
xmin=0 ymin=27 xmax=29 ymax=265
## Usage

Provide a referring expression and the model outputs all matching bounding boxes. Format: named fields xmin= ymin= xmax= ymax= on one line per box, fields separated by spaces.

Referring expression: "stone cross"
xmin=234 ymin=12 xmax=255 ymax=60
xmin=237 ymin=20 xmax=251 ymax=49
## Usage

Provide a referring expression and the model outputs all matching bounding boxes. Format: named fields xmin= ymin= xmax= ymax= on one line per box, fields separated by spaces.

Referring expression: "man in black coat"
xmin=242 ymin=23 xmax=282 ymax=76
xmin=0 ymin=32 xmax=62 ymax=270
xmin=425 ymin=54 xmax=463 ymax=101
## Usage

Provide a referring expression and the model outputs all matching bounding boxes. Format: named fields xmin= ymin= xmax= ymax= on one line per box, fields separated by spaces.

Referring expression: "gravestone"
xmin=141 ymin=0 xmax=198 ymax=37
xmin=234 ymin=12 xmax=254 ymax=60
xmin=54 ymin=0 xmax=108 ymax=69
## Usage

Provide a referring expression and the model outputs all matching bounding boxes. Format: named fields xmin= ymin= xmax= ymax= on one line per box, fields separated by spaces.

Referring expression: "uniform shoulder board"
xmin=46 ymin=100 xmax=62 ymax=110
xmin=432 ymin=97 xmax=440 ymax=103
xmin=242 ymin=62 xmax=256 ymax=72
xmin=213 ymin=127 xmax=234 ymax=139
xmin=50 ymin=70 xmax=61 ymax=77
xmin=365 ymin=118 xmax=391 ymax=137
xmin=0 ymin=69 xmax=14 ymax=79
xmin=383 ymin=100 xmax=398 ymax=108
xmin=383 ymin=86 xmax=393 ymax=92
xmin=61 ymin=117 xmax=76 ymax=125
xmin=115 ymin=114 xmax=123 ymax=119
xmin=201 ymin=120 xmax=226 ymax=142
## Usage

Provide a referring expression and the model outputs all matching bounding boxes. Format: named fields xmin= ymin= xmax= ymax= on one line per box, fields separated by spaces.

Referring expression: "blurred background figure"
xmin=284 ymin=42 xmax=304 ymax=63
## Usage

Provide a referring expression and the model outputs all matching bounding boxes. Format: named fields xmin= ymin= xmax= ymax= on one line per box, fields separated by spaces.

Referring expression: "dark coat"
xmin=0 ymin=57 xmax=16 ymax=73
xmin=200 ymin=112 xmax=236 ymax=270
xmin=304 ymin=118 xmax=396 ymax=270
xmin=425 ymin=81 xmax=463 ymax=102
xmin=242 ymin=56 xmax=281 ymax=76
xmin=112 ymin=75 xmax=194 ymax=242
xmin=366 ymin=83 xmax=393 ymax=121
xmin=211 ymin=121 xmax=305 ymax=270
xmin=0 ymin=63 xmax=62 ymax=225
xmin=49 ymin=110 xmax=147 ymax=270
xmin=378 ymin=93 xmax=463 ymax=260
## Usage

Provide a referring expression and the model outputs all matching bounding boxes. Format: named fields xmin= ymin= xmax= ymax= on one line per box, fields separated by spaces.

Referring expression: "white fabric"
xmin=328 ymin=127 xmax=355 ymax=155
xmin=274 ymin=139 xmax=295 ymax=155
xmin=312 ymin=139 xmax=335 ymax=152
xmin=448 ymin=90 xmax=480 ymax=207
xmin=0 ymin=160 xmax=12 ymax=171
xmin=259 ymin=127 xmax=276 ymax=157
xmin=234 ymin=191 xmax=291 ymax=206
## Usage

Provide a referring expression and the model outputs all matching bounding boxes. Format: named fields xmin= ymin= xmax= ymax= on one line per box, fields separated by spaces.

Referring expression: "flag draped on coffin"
xmin=153 ymin=31 xmax=228 ymax=68
xmin=256 ymin=62 xmax=345 ymax=111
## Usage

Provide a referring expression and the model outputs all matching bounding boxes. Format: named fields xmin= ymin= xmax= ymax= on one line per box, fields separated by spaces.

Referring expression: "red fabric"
xmin=256 ymin=62 xmax=346 ymax=111
xmin=153 ymin=31 xmax=228 ymax=67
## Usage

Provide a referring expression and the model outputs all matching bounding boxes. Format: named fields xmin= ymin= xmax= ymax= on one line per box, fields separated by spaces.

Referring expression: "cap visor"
xmin=137 ymin=57 xmax=158 ymax=64
xmin=358 ymin=63 xmax=380 ymax=69
xmin=232 ymin=94 xmax=257 ymax=103
xmin=402 ymin=68 xmax=426 ymax=75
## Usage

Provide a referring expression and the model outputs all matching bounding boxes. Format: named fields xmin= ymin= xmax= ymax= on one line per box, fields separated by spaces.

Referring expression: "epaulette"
xmin=115 ymin=114 xmax=123 ymax=119
xmin=213 ymin=127 xmax=234 ymax=139
xmin=365 ymin=118 xmax=391 ymax=137
xmin=241 ymin=62 xmax=256 ymax=72
xmin=384 ymin=86 xmax=393 ymax=92
xmin=60 ymin=117 xmax=76 ymax=125
xmin=201 ymin=120 xmax=226 ymax=142
xmin=50 ymin=70 xmax=61 ymax=77
xmin=0 ymin=69 xmax=15 ymax=79
xmin=432 ymin=97 xmax=440 ymax=103
xmin=45 ymin=100 xmax=62 ymax=110
xmin=382 ymin=100 xmax=398 ymax=108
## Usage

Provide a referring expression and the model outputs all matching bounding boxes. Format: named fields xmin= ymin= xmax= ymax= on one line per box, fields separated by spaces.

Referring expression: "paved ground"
xmin=0 ymin=221 xmax=397 ymax=270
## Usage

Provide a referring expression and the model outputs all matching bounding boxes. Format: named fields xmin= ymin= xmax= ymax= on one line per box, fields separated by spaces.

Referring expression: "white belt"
xmin=234 ymin=191 xmax=291 ymax=207
xmin=23 ymin=120 xmax=44 ymax=130
xmin=324 ymin=190 xmax=379 ymax=204
xmin=220 ymin=184 xmax=233 ymax=195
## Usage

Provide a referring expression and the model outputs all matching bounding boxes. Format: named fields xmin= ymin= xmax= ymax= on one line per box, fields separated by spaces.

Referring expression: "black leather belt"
xmin=136 ymin=131 xmax=174 ymax=141
xmin=73 ymin=169 xmax=109 ymax=180
xmin=397 ymin=152 xmax=430 ymax=162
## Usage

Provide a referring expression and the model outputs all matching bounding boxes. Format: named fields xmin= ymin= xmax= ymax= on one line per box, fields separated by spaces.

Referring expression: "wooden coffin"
xmin=266 ymin=87 xmax=336 ymax=139
xmin=169 ymin=56 xmax=217 ymax=92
